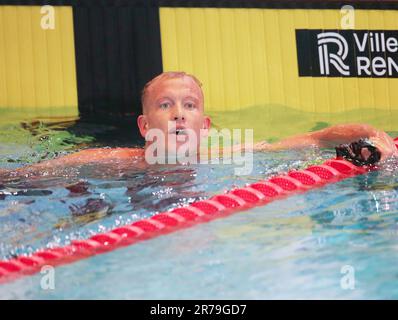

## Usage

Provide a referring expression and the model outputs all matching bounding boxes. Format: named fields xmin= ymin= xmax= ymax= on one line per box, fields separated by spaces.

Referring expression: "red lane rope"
xmin=1 ymin=141 xmax=397 ymax=284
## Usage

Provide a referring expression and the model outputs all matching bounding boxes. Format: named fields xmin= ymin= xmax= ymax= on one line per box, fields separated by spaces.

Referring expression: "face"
xmin=137 ymin=76 xmax=211 ymax=155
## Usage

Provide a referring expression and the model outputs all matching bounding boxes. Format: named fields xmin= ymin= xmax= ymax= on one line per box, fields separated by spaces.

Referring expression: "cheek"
xmin=187 ymin=112 xmax=203 ymax=127
xmin=189 ymin=118 xmax=205 ymax=139
xmin=147 ymin=113 xmax=168 ymax=129
xmin=195 ymin=117 xmax=206 ymax=133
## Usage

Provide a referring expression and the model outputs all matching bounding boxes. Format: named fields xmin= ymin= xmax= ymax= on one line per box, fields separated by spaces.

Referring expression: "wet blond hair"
xmin=141 ymin=71 xmax=203 ymax=114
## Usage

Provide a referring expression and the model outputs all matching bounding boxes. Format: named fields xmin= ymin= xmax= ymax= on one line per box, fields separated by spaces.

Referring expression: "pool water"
xmin=0 ymin=117 xmax=398 ymax=299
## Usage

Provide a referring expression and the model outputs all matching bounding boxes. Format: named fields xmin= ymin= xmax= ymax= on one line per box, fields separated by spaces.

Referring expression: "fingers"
xmin=369 ymin=132 xmax=398 ymax=161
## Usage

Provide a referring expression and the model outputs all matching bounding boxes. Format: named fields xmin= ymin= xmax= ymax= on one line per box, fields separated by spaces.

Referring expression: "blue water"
xmin=0 ymin=120 xmax=398 ymax=299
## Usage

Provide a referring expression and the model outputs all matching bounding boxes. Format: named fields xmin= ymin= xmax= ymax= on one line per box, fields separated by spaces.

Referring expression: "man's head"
xmin=137 ymin=72 xmax=211 ymax=154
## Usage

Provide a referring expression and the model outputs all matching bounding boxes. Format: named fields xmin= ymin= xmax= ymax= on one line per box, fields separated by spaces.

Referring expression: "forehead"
xmin=147 ymin=76 xmax=203 ymax=101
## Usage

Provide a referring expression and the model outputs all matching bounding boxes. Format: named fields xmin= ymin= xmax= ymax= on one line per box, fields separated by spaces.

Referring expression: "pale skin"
xmin=0 ymin=75 xmax=397 ymax=176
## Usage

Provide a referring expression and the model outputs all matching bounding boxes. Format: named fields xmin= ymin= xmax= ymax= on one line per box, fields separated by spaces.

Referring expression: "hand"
xmin=369 ymin=131 xmax=398 ymax=161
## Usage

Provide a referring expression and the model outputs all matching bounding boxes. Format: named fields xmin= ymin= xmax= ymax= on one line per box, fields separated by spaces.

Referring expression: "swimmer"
xmin=1 ymin=71 xmax=397 ymax=176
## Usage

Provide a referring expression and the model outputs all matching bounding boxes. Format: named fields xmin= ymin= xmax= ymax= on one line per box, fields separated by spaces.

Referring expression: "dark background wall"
xmin=73 ymin=4 xmax=163 ymax=119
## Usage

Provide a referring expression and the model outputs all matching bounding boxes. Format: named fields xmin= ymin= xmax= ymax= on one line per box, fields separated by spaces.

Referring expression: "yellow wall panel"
xmin=279 ymin=10 xmax=301 ymax=109
xmin=0 ymin=6 xmax=77 ymax=117
xmin=190 ymin=8 xmax=209 ymax=96
xmin=235 ymin=9 xmax=254 ymax=109
xmin=204 ymin=9 xmax=225 ymax=111
xmin=18 ymin=8 xmax=36 ymax=109
xmin=159 ymin=7 xmax=398 ymax=129
xmin=263 ymin=9 xmax=284 ymax=107
xmin=249 ymin=10 xmax=269 ymax=108
xmin=31 ymin=6 xmax=51 ymax=110
xmin=293 ymin=10 xmax=315 ymax=114
xmin=0 ymin=10 xmax=6 ymax=108
xmin=2 ymin=7 xmax=22 ymax=109
xmin=175 ymin=9 xmax=194 ymax=74
xmin=219 ymin=9 xmax=240 ymax=110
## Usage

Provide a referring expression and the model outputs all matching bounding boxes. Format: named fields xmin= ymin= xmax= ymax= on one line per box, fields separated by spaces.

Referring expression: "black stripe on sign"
xmin=73 ymin=4 xmax=163 ymax=118
xmin=296 ymin=29 xmax=398 ymax=78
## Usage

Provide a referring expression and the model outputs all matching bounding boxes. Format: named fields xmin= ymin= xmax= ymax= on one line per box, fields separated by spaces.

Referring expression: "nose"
xmin=173 ymin=115 xmax=185 ymax=121
xmin=172 ymin=104 xmax=185 ymax=121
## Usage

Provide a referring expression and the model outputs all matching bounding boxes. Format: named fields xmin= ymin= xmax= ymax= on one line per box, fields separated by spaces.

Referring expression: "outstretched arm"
xmin=0 ymin=148 xmax=145 ymax=177
xmin=254 ymin=123 xmax=397 ymax=161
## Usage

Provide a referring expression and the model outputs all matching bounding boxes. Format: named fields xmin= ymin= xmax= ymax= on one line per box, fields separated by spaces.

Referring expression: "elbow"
xmin=346 ymin=123 xmax=378 ymax=136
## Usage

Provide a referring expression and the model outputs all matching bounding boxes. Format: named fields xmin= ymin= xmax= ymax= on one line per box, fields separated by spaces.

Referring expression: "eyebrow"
xmin=154 ymin=95 xmax=200 ymax=104
xmin=183 ymin=96 xmax=200 ymax=102
xmin=155 ymin=96 xmax=174 ymax=104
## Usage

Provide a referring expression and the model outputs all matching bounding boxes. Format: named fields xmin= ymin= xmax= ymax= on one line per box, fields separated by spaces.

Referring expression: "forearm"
xmin=309 ymin=123 xmax=397 ymax=160
xmin=253 ymin=124 xmax=365 ymax=151
xmin=255 ymin=123 xmax=397 ymax=161
xmin=253 ymin=136 xmax=316 ymax=151
xmin=308 ymin=123 xmax=379 ymax=148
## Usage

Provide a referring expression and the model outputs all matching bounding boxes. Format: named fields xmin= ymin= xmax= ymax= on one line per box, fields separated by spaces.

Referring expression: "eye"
xmin=185 ymin=102 xmax=196 ymax=110
xmin=159 ymin=102 xmax=170 ymax=109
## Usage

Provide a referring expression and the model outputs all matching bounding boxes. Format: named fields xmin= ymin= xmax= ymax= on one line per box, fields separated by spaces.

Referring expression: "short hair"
xmin=141 ymin=71 xmax=203 ymax=113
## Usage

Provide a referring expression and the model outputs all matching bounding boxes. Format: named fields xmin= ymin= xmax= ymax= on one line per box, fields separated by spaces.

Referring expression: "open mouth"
xmin=169 ymin=128 xmax=188 ymax=136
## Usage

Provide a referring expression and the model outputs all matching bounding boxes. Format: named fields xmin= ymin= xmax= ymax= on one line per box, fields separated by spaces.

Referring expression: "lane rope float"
xmin=0 ymin=138 xmax=397 ymax=283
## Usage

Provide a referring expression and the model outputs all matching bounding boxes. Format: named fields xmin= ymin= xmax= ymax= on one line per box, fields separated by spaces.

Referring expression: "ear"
xmin=201 ymin=116 xmax=211 ymax=137
xmin=137 ymin=115 xmax=149 ymax=138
